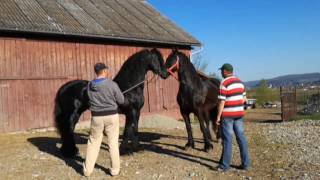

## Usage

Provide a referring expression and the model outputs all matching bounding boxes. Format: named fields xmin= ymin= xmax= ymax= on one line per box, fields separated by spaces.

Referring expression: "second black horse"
xmin=165 ymin=49 xmax=220 ymax=152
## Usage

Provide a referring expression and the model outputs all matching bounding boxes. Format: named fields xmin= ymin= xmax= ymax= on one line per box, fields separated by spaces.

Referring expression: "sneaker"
xmin=82 ymin=169 xmax=91 ymax=177
xmin=215 ymin=166 xmax=229 ymax=172
xmin=108 ymin=168 xmax=120 ymax=176
xmin=239 ymin=165 xmax=250 ymax=171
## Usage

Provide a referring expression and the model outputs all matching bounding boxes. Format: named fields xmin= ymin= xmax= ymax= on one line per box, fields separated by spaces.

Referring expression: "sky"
xmin=148 ymin=0 xmax=320 ymax=81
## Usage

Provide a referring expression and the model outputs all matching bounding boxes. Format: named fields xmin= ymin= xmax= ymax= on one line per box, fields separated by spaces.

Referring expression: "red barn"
xmin=0 ymin=0 xmax=200 ymax=133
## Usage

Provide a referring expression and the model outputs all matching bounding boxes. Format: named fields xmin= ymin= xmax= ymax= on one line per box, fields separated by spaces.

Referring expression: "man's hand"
xmin=216 ymin=100 xmax=225 ymax=126
xmin=216 ymin=117 xmax=221 ymax=126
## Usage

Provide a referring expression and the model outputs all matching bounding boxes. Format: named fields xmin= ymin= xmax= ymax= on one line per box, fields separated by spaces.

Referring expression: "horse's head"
xmin=147 ymin=48 xmax=169 ymax=79
xmin=165 ymin=49 xmax=181 ymax=79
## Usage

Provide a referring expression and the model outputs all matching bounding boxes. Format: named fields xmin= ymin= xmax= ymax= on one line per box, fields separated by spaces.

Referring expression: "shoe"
xmin=108 ymin=168 xmax=120 ymax=176
xmin=239 ymin=165 xmax=250 ymax=171
xmin=82 ymin=163 xmax=92 ymax=177
xmin=82 ymin=169 xmax=91 ymax=177
xmin=214 ymin=166 xmax=229 ymax=172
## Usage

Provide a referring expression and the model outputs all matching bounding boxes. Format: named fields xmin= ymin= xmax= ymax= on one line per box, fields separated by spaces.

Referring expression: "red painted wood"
xmin=0 ymin=37 xmax=189 ymax=133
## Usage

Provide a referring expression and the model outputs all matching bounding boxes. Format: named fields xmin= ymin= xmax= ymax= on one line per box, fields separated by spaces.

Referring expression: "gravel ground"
xmin=261 ymin=120 xmax=320 ymax=179
xmin=139 ymin=115 xmax=185 ymax=130
xmin=0 ymin=109 xmax=319 ymax=180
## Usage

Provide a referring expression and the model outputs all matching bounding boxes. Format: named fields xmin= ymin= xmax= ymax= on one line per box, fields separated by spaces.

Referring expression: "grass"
xmin=294 ymin=113 xmax=320 ymax=121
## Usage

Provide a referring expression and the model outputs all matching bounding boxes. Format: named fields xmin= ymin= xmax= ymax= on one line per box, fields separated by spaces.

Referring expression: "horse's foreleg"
xmin=120 ymin=110 xmax=138 ymax=154
xmin=132 ymin=109 xmax=141 ymax=152
xmin=120 ymin=114 xmax=131 ymax=152
xmin=182 ymin=112 xmax=195 ymax=150
xmin=197 ymin=112 xmax=213 ymax=152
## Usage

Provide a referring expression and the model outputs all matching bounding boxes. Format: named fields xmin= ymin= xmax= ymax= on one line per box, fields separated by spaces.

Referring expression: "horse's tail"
xmin=53 ymin=84 xmax=78 ymax=157
xmin=53 ymin=80 xmax=89 ymax=157
xmin=54 ymin=89 xmax=64 ymax=136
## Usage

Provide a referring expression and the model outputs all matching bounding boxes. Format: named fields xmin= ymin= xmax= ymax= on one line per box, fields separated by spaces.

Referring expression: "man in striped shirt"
xmin=215 ymin=63 xmax=250 ymax=172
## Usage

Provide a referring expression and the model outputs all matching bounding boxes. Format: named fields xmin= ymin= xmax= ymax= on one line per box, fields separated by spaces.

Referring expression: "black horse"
xmin=165 ymin=49 xmax=220 ymax=152
xmin=54 ymin=49 xmax=169 ymax=157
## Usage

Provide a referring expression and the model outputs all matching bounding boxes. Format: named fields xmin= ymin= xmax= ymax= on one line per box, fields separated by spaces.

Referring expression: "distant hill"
xmin=244 ymin=73 xmax=320 ymax=88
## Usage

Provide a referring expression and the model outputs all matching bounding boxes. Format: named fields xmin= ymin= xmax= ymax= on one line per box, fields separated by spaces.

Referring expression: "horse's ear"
xmin=172 ymin=48 xmax=179 ymax=53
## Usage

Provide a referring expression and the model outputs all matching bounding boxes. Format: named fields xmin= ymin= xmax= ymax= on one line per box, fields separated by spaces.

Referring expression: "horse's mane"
xmin=114 ymin=48 xmax=163 ymax=79
xmin=118 ymin=49 xmax=150 ymax=69
xmin=113 ymin=49 xmax=153 ymax=91
xmin=172 ymin=51 xmax=220 ymax=91
xmin=175 ymin=51 xmax=203 ymax=86
xmin=150 ymin=48 xmax=163 ymax=62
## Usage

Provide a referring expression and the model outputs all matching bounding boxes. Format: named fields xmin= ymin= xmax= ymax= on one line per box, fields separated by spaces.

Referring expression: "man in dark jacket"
xmin=83 ymin=62 xmax=124 ymax=177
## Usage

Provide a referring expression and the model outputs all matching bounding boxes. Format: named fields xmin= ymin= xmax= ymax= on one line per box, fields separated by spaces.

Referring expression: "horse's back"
xmin=58 ymin=79 xmax=88 ymax=92
xmin=207 ymin=78 xmax=220 ymax=89
xmin=56 ymin=80 xmax=89 ymax=111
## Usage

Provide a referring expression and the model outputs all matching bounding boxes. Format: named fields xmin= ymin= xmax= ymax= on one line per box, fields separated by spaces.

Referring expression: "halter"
xmin=167 ymin=55 xmax=180 ymax=80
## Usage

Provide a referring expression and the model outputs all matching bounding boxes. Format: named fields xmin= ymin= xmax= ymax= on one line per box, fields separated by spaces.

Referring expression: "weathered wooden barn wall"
xmin=0 ymin=37 xmax=190 ymax=133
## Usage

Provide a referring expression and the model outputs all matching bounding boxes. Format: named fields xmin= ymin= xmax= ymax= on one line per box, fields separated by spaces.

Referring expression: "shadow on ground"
xmin=249 ymin=119 xmax=283 ymax=124
xmin=27 ymin=133 xmax=109 ymax=175
xmin=27 ymin=131 xmax=239 ymax=175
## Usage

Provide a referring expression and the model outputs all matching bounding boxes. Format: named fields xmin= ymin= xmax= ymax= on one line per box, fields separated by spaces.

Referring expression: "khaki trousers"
xmin=83 ymin=114 xmax=120 ymax=176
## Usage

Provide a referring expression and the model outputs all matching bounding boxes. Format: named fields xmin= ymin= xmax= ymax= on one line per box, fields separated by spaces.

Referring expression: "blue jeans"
xmin=219 ymin=117 xmax=250 ymax=170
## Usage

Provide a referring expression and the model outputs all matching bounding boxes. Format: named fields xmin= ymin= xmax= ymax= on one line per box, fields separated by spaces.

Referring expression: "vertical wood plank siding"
xmin=0 ymin=37 xmax=188 ymax=133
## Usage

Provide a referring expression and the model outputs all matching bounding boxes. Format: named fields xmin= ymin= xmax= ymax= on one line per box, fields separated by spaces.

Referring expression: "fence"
xmin=280 ymin=87 xmax=297 ymax=121
xmin=280 ymin=87 xmax=320 ymax=121
xmin=296 ymin=88 xmax=320 ymax=115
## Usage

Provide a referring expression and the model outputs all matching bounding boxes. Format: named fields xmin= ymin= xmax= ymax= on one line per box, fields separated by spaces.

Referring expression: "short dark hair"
xmin=94 ymin=62 xmax=108 ymax=75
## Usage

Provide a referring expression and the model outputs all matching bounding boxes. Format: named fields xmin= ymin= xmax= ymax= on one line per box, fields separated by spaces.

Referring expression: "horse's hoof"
xmin=120 ymin=141 xmax=129 ymax=149
xmin=184 ymin=143 xmax=195 ymax=151
xmin=132 ymin=143 xmax=143 ymax=152
xmin=61 ymin=146 xmax=79 ymax=158
xmin=120 ymin=148 xmax=133 ymax=156
xmin=215 ymin=138 xmax=222 ymax=144
xmin=204 ymin=144 xmax=213 ymax=153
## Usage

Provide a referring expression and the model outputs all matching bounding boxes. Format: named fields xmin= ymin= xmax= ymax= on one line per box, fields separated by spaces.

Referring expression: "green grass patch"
xmin=294 ymin=113 xmax=320 ymax=120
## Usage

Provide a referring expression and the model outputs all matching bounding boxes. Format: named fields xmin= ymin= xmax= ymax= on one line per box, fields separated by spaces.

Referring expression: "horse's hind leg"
xmin=211 ymin=107 xmax=221 ymax=142
xmin=181 ymin=111 xmax=195 ymax=150
xmin=204 ymin=111 xmax=213 ymax=142
xmin=197 ymin=112 xmax=213 ymax=152
xmin=60 ymin=111 xmax=80 ymax=158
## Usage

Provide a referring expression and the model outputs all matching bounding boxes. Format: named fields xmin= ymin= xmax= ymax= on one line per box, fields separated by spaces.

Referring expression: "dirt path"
xmin=0 ymin=109 xmax=319 ymax=180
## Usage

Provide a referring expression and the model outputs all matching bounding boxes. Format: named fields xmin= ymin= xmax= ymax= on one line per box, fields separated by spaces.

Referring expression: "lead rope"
xmin=122 ymin=74 xmax=158 ymax=94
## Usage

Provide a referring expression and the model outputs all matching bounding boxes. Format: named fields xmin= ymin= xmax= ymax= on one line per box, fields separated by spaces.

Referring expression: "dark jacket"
xmin=87 ymin=78 xmax=124 ymax=116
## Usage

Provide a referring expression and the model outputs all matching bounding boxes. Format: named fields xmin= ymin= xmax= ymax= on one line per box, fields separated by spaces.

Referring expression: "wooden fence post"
xmin=280 ymin=87 xmax=284 ymax=121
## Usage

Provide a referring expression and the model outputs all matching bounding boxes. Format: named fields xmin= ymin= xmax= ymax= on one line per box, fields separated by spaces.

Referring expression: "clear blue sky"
xmin=148 ymin=0 xmax=320 ymax=81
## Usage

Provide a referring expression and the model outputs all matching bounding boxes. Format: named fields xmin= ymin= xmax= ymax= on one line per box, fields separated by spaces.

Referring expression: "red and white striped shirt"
xmin=218 ymin=76 xmax=246 ymax=118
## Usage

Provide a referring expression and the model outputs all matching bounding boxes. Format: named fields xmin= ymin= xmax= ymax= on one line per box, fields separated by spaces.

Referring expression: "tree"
xmin=253 ymin=79 xmax=280 ymax=105
xmin=191 ymin=53 xmax=220 ymax=80
xmin=192 ymin=53 xmax=207 ymax=72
